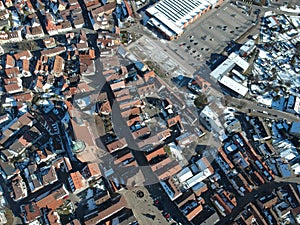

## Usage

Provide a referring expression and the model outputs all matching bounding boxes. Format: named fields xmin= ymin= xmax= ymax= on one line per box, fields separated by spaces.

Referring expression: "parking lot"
xmin=127 ymin=1 xmax=258 ymax=80
xmin=174 ymin=1 xmax=257 ymax=62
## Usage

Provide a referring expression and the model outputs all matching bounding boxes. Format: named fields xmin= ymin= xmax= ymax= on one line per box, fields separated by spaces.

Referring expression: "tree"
xmin=17 ymin=41 xmax=38 ymax=51
xmin=163 ymin=145 xmax=171 ymax=156
xmin=273 ymin=94 xmax=281 ymax=101
xmin=194 ymin=94 xmax=208 ymax=108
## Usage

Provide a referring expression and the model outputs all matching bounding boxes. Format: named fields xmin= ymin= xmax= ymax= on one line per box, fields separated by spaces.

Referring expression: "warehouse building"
xmin=146 ymin=0 xmax=223 ymax=40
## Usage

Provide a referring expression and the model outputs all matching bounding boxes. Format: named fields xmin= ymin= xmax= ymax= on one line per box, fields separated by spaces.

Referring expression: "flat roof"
xmin=147 ymin=7 xmax=184 ymax=35
xmin=210 ymin=52 xmax=250 ymax=80
xmin=218 ymin=75 xmax=248 ymax=96
xmin=146 ymin=0 xmax=211 ymax=34
xmin=228 ymin=52 xmax=249 ymax=72
xmin=210 ymin=58 xmax=235 ymax=80
xmin=147 ymin=17 xmax=176 ymax=37
xmin=290 ymin=122 xmax=300 ymax=134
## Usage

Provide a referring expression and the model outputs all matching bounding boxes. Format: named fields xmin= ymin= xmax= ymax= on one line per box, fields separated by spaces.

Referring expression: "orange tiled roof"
xmin=70 ymin=171 xmax=86 ymax=191
xmin=106 ymin=138 xmax=128 ymax=153
xmin=126 ymin=116 xmax=141 ymax=127
xmin=13 ymin=92 xmax=33 ymax=102
xmin=4 ymin=83 xmax=22 ymax=94
xmin=167 ymin=115 xmax=181 ymax=127
xmin=143 ymin=71 xmax=155 ymax=82
xmin=84 ymin=163 xmax=102 ymax=179
xmin=14 ymin=50 xmax=32 ymax=60
xmin=132 ymin=126 xmax=151 ymax=139
xmin=5 ymin=67 xmax=20 ymax=77
xmin=5 ymin=54 xmax=15 ymax=67
xmin=36 ymin=192 xmax=63 ymax=211
xmin=145 ymin=148 xmax=166 ymax=162
xmin=52 ymin=55 xmax=64 ymax=75
xmin=186 ymin=204 xmax=203 ymax=221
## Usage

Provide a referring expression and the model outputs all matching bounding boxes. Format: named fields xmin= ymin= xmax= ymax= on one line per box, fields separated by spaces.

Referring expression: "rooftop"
xmin=146 ymin=0 xmax=211 ymax=34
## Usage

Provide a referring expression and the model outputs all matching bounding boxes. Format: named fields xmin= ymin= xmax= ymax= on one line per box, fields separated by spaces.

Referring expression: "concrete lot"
xmin=128 ymin=36 xmax=196 ymax=77
xmin=174 ymin=1 xmax=257 ymax=62
xmin=121 ymin=187 xmax=171 ymax=225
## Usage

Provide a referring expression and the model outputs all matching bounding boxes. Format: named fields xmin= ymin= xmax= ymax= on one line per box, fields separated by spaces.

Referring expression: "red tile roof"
xmin=52 ymin=55 xmax=64 ymax=76
xmin=143 ymin=71 xmax=155 ymax=82
xmin=113 ymin=88 xmax=130 ymax=98
xmin=37 ymin=186 xmax=68 ymax=209
xmin=114 ymin=151 xmax=134 ymax=165
xmin=156 ymin=161 xmax=182 ymax=180
xmin=4 ymin=84 xmax=23 ymax=94
xmin=5 ymin=67 xmax=20 ymax=78
xmin=47 ymin=211 xmax=61 ymax=225
xmin=70 ymin=171 xmax=87 ymax=192
xmin=132 ymin=126 xmax=151 ymax=139
xmin=24 ymin=202 xmax=41 ymax=222
xmin=145 ymin=148 xmax=166 ymax=162
xmin=121 ymin=107 xmax=141 ymax=118
xmin=99 ymin=101 xmax=112 ymax=115
xmin=212 ymin=193 xmax=232 ymax=215
xmin=106 ymin=138 xmax=128 ymax=153
xmin=186 ymin=204 xmax=203 ymax=221
xmin=5 ymin=54 xmax=15 ymax=68
xmin=151 ymin=157 xmax=172 ymax=171
xmin=218 ymin=147 xmax=234 ymax=169
xmin=126 ymin=116 xmax=141 ymax=127
xmin=167 ymin=115 xmax=182 ymax=127
xmin=4 ymin=77 xmax=19 ymax=84
xmin=110 ymin=80 xmax=125 ymax=91
xmin=116 ymin=94 xmax=131 ymax=102
xmin=82 ymin=163 xmax=102 ymax=180
xmin=70 ymin=118 xmax=97 ymax=147
xmin=14 ymin=50 xmax=32 ymax=60
xmin=176 ymin=191 xmax=196 ymax=208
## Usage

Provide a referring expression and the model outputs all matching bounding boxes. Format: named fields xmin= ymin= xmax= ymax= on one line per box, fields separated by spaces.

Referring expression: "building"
xmin=239 ymin=39 xmax=256 ymax=58
xmin=11 ymin=173 xmax=28 ymax=201
xmin=106 ymin=138 xmax=128 ymax=153
xmin=68 ymin=171 xmax=87 ymax=194
xmin=218 ymin=75 xmax=248 ymax=97
xmin=52 ymin=55 xmax=65 ymax=77
xmin=199 ymin=106 xmax=223 ymax=134
xmin=210 ymin=52 xmax=249 ymax=81
xmin=81 ymin=163 xmax=102 ymax=181
xmin=84 ymin=195 xmax=127 ymax=225
xmin=146 ymin=0 xmax=222 ymax=40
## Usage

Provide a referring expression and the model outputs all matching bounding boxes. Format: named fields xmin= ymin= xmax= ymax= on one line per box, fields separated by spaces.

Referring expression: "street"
xmin=224 ymin=95 xmax=300 ymax=123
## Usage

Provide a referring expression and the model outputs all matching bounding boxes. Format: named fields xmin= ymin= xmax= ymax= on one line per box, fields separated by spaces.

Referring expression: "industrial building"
xmin=146 ymin=0 xmax=223 ymax=40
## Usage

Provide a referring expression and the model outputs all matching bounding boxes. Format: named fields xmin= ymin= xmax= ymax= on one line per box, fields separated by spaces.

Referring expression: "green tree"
xmin=163 ymin=145 xmax=171 ymax=156
xmin=194 ymin=94 xmax=208 ymax=108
